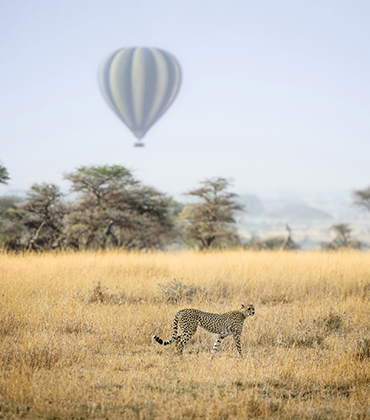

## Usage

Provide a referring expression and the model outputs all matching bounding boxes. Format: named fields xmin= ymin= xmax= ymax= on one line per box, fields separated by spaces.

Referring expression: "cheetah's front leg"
xmin=233 ymin=332 xmax=243 ymax=358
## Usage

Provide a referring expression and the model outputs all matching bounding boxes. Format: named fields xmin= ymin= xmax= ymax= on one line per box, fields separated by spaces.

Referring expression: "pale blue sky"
xmin=1 ymin=0 xmax=369 ymax=198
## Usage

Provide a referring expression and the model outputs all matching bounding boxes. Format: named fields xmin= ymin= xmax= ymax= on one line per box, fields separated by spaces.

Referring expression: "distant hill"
xmin=266 ymin=204 xmax=332 ymax=221
xmin=237 ymin=194 xmax=264 ymax=215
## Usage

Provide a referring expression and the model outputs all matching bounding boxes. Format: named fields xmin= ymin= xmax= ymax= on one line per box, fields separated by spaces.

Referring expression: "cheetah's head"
xmin=240 ymin=304 xmax=255 ymax=317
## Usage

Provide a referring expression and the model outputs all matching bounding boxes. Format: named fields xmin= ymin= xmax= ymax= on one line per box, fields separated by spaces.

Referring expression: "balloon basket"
xmin=134 ymin=142 xmax=145 ymax=147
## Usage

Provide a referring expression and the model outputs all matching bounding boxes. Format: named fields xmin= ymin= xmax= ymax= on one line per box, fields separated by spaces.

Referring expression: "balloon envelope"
xmin=99 ymin=47 xmax=182 ymax=143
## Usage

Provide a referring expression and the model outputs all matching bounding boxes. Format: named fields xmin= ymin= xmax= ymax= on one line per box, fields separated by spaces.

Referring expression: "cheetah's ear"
xmin=241 ymin=304 xmax=245 ymax=308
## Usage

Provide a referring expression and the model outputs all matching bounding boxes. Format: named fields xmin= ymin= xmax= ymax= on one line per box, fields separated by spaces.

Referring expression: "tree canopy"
xmin=321 ymin=223 xmax=363 ymax=250
xmin=353 ymin=186 xmax=370 ymax=213
xmin=0 ymin=165 xmax=178 ymax=251
xmin=0 ymin=162 xmax=10 ymax=185
xmin=180 ymin=177 xmax=244 ymax=249
xmin=63 ymin=165 xmax=175 ymax=250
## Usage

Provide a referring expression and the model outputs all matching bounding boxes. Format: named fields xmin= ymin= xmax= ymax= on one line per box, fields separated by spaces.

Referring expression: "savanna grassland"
xmin=0 ymin=250 xmax=370 ymax=419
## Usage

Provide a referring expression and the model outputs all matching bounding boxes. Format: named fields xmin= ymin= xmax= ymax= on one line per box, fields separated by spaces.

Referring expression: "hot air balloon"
xmin=99 ymin=47 xmax=182 ymax=147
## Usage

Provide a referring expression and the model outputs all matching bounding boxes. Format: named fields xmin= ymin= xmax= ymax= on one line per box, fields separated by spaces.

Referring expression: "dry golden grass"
xmin=1 ymin=249 xmax=370 ymax=419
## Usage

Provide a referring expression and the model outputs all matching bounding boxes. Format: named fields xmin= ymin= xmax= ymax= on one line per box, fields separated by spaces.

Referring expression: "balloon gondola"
xmin=99 ymin=47 xmax=182 ymax=146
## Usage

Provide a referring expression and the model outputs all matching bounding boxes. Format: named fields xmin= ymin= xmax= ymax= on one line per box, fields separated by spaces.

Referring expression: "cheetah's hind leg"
xmin=175 ymin=328 xmax=196 ymax=355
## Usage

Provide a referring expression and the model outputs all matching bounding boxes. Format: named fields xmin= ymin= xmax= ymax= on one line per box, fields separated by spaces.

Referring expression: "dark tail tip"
xmin=152 ymin=335 xmax=164 ymax=345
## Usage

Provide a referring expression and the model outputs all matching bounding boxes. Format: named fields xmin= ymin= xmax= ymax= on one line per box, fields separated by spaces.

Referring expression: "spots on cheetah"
xmin=152 ymin=304 xmax=255 ymax=357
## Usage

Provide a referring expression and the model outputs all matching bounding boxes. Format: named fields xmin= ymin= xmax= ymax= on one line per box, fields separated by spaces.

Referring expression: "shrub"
xmin=357 ymin=338 xmax=370 ymax=360
xmin=157 ymin=279 xmax=207 ymax=303
xmin=86 ymin=282 xmax=126 ymax=305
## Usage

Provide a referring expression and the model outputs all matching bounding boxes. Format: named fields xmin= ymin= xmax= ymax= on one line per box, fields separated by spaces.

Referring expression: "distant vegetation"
xmin=0 ymin=161 xmax=10 ymax=185
xmin=180 ymin=177 xmax=244 ymax=249
xmin=1 ymin=161 xmax=369 ymax=251
xmin=321 ymin=223 xmax=363 ymax=250
xmin=353 ymin=186 xmax=370 ymax=213
xmin=0 ymin=164 xmax=242 ymax=252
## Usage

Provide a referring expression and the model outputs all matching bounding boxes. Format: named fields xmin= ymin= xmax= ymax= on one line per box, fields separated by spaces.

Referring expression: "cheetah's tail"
xmin=152 ymin=312 xmax=180 ymax=346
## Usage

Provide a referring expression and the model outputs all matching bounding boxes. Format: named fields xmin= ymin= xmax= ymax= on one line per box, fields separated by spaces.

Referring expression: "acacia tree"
xmin=180 ymin=177 xmax=244 ymax=249
xmin=18 ymin=184 xmax=67 ymax=250
xmin=0 ymin=162 xmax=10 ymax=185
xmin=353 ymin=186 xmax=370 ymax=213
xmin=0 ymin=196 xmax=23 ymax=250
xmin=64 ymin=165 xmax=175 ymax=249
xmin=0 ymin=184 xmax=67 ymax=250
xmin=321 ymin=223 xmax=363 ymax=250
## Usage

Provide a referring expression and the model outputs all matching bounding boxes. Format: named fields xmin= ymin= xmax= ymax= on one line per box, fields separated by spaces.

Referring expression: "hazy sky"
xmin=1 ymin=0 xmax=369 ymax=198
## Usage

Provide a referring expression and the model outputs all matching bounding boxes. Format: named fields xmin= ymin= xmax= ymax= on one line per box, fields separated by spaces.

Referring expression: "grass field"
xmin=1 ymin=249 xmax=370 ymax=419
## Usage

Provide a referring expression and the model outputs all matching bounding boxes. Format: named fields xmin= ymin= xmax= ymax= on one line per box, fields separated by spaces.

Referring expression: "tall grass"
xmin=1 ymin=249 xmax=369 ymax=419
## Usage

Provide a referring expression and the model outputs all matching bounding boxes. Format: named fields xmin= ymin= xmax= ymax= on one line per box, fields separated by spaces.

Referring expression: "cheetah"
xmin=152 ymin=304 xmax=255 ymax=357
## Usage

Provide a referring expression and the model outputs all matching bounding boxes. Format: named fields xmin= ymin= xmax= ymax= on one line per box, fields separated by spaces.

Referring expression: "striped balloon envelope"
xmin=99 ymin=47 xmax=182 ymax=146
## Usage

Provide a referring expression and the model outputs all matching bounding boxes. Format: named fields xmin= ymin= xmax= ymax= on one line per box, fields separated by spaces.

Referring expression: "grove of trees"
xmin=1 ymin=161 xmax=369 ymax=252
xmin=0 ymin=165 xmax=242 ymax=251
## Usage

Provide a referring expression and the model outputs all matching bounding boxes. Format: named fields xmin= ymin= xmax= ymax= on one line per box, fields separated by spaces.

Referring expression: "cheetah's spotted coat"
xmin=152 ymin=304 xmax=255 ymax=357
